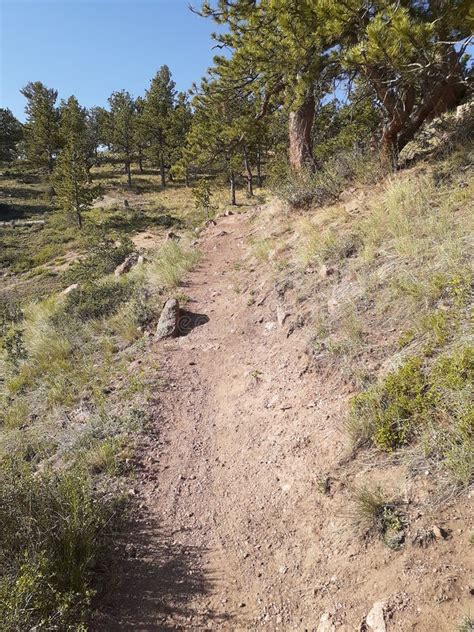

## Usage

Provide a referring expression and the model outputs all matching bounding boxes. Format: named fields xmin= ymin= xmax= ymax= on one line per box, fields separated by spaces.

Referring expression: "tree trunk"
xmin=138 ymin=151 xmax=144 ymax=173
xmin=288 ymin=93 xmax=316 ymax=172
xmin=160 ymin=157 xmax=166 ymax=187
xmin=185 ymin=167 xmax=190 ymax=188
xmin=256 ymin=144 xmax=263 ymax=187
xmin=229 ymin=170 xmax=236 ymax=206
xmin=126 ymin=160 xmax=132 ymax=188
xmin=243 ymin=149 xmax=253 ymax=197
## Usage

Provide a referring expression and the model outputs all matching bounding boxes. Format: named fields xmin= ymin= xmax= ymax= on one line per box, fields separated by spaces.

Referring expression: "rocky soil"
xmin=95 ymin=210 xmax=473 ymax=631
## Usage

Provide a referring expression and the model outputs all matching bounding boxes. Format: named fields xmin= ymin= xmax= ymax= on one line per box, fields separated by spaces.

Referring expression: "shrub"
xmin=348 ymin=348 xmax=474 ymax=483
xmin=351 ymin=486 xmax=405 ymax=548
xmin=61 ymin=279 xmax=133 ymax=321
xmin=0 ymin=459 xmax=119 ymax=631
xmin=64 ymin=236 xmax=135 ymax=284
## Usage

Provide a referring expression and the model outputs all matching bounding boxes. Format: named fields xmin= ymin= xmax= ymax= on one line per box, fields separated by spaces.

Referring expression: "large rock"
xmin=114 ymin=253 xmax=138 ymax=276
xmin=156 ymin=298 xmax=180 ymax=340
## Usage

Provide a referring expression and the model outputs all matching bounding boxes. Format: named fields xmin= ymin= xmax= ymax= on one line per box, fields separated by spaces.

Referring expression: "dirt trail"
xmin=97 ymin=211 xmax=471 ymax=631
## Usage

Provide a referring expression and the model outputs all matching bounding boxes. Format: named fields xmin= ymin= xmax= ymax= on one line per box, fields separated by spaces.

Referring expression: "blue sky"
xmin=0 ymin=0 xmax=219 ymax=121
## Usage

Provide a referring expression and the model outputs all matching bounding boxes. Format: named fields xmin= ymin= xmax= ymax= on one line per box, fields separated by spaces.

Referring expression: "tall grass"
xmin=147 ymin=241 xmax=199 ymax=289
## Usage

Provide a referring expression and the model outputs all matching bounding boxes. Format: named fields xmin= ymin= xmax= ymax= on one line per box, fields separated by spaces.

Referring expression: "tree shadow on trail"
xmin=93 ymin=514 xmax=232 ymax=631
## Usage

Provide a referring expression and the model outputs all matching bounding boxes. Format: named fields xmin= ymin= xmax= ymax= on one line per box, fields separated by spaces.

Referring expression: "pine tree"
xmin=200 ymin=1 xmax=471 ymax=170
xmin=186 ymin=78 xmax=244 ymax=205
xmin=53 ymin=96 xmax=100 ymax=228
xmin=0 ymin=108 xmax=23 ymax=162
xmin=106 ymin=90 xmax=137 ymax=187
xmin=169 ymin=92 xmax=193 ymax=185
xmin=20 ymin=81 xmax=60 ymax=173
xmin=141 ymin=66 xmax=176 ymax=187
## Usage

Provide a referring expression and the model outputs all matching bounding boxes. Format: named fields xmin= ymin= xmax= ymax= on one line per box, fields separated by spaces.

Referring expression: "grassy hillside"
xmin=0 ymin=163 xmax=260 ymax=629
xmin=0 ymin=121 xmax=472 ymax=629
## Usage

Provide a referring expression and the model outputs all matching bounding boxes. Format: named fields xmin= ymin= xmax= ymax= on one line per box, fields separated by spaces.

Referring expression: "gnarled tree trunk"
xmin=288 ymin=93 xmax=316 ymax=172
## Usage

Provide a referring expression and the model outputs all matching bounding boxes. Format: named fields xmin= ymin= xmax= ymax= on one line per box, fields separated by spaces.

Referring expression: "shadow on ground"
xmin=93 ymin=516 xmax=232 ymax=631
xmin=177 ymin=310 xmax=210 ymax=337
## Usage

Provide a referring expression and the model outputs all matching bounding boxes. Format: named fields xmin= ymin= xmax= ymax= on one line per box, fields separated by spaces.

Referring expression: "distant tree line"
xmin=1 ymin=0 xmax=472 ymax=221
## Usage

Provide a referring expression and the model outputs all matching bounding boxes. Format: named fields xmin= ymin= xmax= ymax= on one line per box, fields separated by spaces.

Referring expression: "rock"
xmin=114 ymin=253 xmax=138 ymax=276
xmin=166 ymin=231 xmax=180 ymax=241
xmin=61 ymin=283 xmax=79 ymax=295
xmin=137 ymin=254 xmax=144 ymax=265
xmin=276 ymin=304 xmax=289 ymax=327
xmin=432 ymin=525 xmax=448 ymax=540
xmin=365 ymin=600 xmax=387 ymax=632
xmin=224 ymin=209 xmax=234 ymax=216
xmin=344 ymin=199 xmax=360 ymax=213
xmin=317 ymin=612 xmax=336 ymax=632
xmin=319 ymin=264 xmax=337 ymax=279
xmin=156 ymin=298 xmax=180 ymax=340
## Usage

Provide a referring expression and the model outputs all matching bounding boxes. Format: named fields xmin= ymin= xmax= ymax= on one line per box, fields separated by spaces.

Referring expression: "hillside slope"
xmin=96 ymin=153 xmax=473 ymax=630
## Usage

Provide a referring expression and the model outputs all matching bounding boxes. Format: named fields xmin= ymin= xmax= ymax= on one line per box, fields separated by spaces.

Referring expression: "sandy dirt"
xmin=96 ymin=211 xmax=473 ymax=631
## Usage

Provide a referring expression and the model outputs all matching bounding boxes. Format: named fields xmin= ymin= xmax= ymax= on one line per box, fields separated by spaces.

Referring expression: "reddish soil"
xmin=96 ymin=211 xmax=473 ymax=631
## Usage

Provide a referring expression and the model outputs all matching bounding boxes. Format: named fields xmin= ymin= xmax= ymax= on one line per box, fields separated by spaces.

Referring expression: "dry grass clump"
xmin=350 ymin=485 xmax=405 ymax=549
xmin=147 ymin=240 xmax=200 ymax=289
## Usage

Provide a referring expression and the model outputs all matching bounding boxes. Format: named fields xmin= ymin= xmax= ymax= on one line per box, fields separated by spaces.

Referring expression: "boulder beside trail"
xmin=156 ymin=298 xmax=180 ymax=340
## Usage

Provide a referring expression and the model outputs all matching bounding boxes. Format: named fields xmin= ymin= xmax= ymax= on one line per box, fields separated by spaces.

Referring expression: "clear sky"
xmin=0 ymin=0 xmax=219 ymax=121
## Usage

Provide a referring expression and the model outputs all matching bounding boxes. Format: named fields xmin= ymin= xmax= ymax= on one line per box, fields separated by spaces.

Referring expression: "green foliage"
xmin=458 ymin=616 xmax=474 ymax=632
xmin=52 ymin=96 xmax=101 ymax=228
xmin=20 ymin=81 xmax=60 ymax=173
xmin=273 ymin=147 xmax=384 ymax=208
xmin=0 ymin=108 xmax=23 ymax=162
xmin=192 ymin=179 xmax=214 ymax=218
xmin=139 ymin=65 xmax=178 ymax=184
xmin=148 ymin=241 xmax=199 ymax=289
xmin=64 ymin=237 xmax=135 ymax=283
xmin=61 ymin=279 xmax=133 ymax=321
xmin=351 ymin=486 xmax=405 ymax=547
xmin=348 ymin=348 xmax=474 ymax=483
xmin=105 ymin=90 xmax=137 ymax=186
xmin=0 ymin=459 xmax=118 ymax=631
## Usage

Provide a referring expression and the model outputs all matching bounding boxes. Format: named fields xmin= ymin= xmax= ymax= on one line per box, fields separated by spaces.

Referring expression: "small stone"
xmin=365 ymin=600 xmax=387 ymax=632
xmin=114 ymin=253 xmax=138 ymax=276
xmin=61 ymin=283 xmax=79 ymax=295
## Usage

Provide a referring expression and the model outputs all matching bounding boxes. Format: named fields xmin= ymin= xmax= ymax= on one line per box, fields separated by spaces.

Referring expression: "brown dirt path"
xmin=96 ymin=211 xmax=472 ymax=631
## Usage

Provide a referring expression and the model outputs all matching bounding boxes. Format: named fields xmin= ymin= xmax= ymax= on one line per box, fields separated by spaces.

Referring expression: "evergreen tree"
xmin=186 ymin=78 xmax=244 ymax=205
xmin=141 ymin=65 xmax=176 ymax=187
xmin=53 ymin=96 xmax=99 ymax=228
xmin=20 ymin=81 xmax=60 ymax=173
xmin=134 ymin=96 xmax=147 ymax=173
xmin=84 ymin=106 xmax=106 ymax=181
xmin=106 ymin=90 xmax=137 ymax=187
xmin=169 ymin=92 xmax=193 ymax=185
xmin=200 ymin=1 xmax=471 ymax=170
xmin=0 ymin=108 xmax=23 ymax=162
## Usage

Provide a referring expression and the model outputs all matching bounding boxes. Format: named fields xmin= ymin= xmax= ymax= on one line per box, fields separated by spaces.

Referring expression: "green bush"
xmin=61 ymin=279 xmax=133 ymax=321
xmin=0 ymin=459 xmax=119 ymax=631
xmin=64 ymin=236 xmax=135 ymax=284
xmin=348 ymin=348 xmax=473 ymax=467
